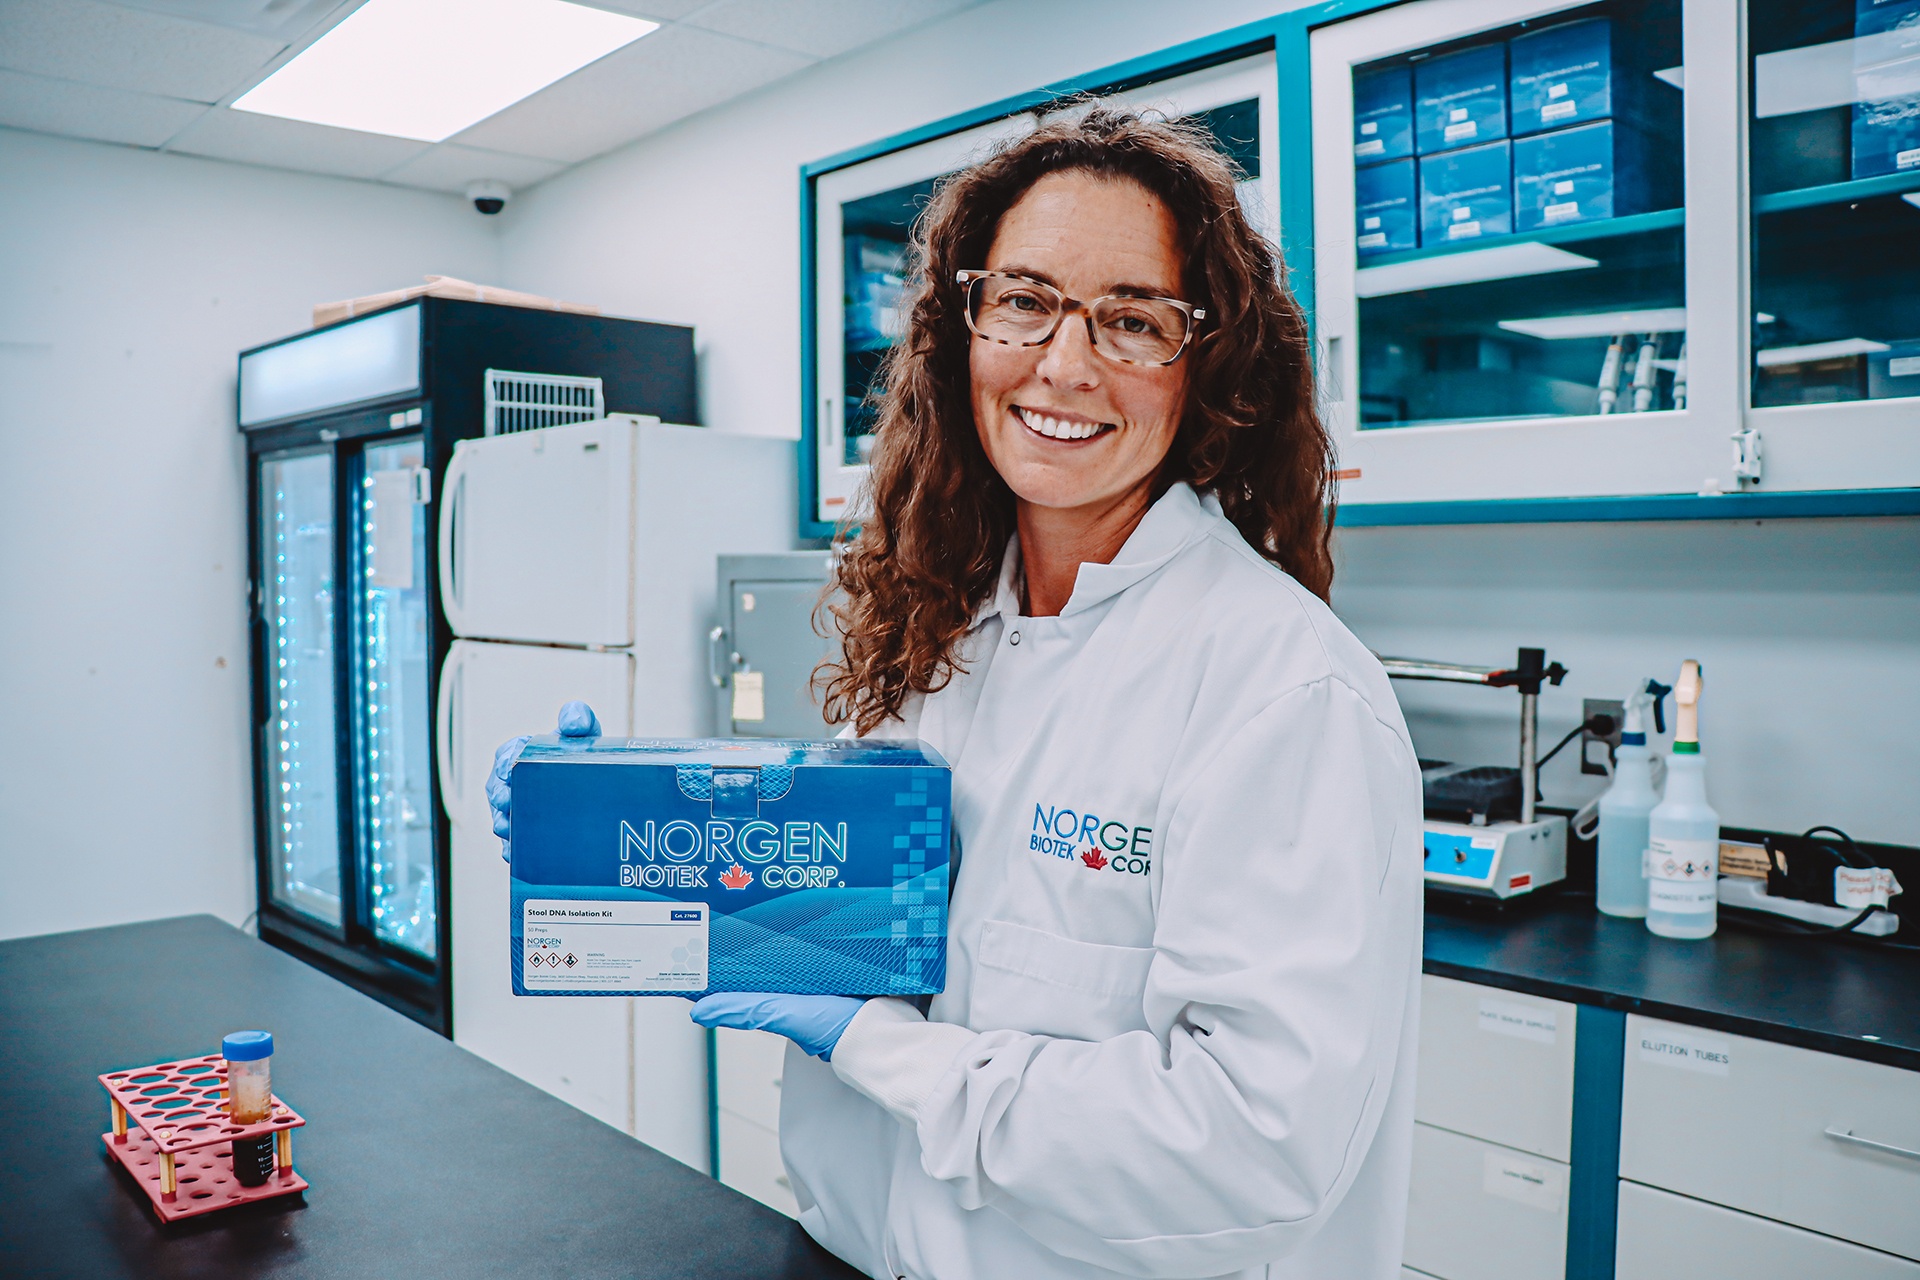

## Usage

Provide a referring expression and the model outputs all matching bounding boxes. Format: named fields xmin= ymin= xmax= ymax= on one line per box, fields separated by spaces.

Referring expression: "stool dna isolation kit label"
xmin=509 ymin=737 xmax=951 ymax=997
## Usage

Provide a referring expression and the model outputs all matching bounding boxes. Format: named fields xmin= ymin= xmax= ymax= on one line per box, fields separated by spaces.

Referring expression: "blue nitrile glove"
xmin=690 ymin=993 xmax=866 ymax=1061
xmin=489 ymin=700 xmax=602 ymax=862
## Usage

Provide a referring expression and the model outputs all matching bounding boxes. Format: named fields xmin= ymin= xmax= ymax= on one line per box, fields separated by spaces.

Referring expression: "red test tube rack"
xmin=99 ymin=1053 xmax=308 ymax=1222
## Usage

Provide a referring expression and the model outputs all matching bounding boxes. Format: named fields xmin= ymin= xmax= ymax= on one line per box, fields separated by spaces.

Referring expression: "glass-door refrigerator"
xmin=239 ymin=297 xmax=699 ymax=1032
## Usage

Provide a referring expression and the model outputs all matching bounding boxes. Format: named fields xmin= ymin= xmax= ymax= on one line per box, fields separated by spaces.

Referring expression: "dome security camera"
xmin=466 ymin=180 xmax=512 ymax=215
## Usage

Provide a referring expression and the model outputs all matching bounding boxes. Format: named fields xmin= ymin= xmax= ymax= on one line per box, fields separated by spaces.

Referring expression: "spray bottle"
xmin=1595 ymin=678 xmax=1672 ymax=917
xmin=1645 ymin=660 xmax=1719 ymax=939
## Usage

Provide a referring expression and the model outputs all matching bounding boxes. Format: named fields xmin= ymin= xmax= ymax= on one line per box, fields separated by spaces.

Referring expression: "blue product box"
xmin=1512 ymin=120 xmax=1655 ymax=230
xmin=1868 ymin=338 xmax=1920 ymax=398
xmin=1355 ymin=157 xmax=1417 ymax=254
xmin=1856 ymin=0 xmax=1920 ymax=41
xmin=1852 ymin=60 xmax=1920 ymax=178
xmin=508 ymin=737 xmax=951 ymax=997
xmin=1414 ymin=44 xmax=1509 ymax=155
xmin=1510 ymin=19 xmax=1621 ymax=135
xmin=1354 ymin=64 xmax=1415 ymax=164
xmin=1419 ymin=140 xmax=1513 ymax=244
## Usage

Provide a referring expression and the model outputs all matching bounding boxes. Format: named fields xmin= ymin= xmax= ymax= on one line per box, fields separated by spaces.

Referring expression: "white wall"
xmin=1333 ymin=518 xmax=1920 ymax=845
xmin=496 ymin=0 xmax=1920 ymax=847
xmin=0 ymin=128 xmax=497 ymax=940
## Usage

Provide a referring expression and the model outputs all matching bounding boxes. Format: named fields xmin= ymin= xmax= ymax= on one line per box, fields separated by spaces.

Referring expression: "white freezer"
xmin=435 ymin=417 xmax=794 ymax=1175
xmin=437 ymin=415 xmax=796 ymax=655
xmin=437 ymin=638 xmax=634 ymax=834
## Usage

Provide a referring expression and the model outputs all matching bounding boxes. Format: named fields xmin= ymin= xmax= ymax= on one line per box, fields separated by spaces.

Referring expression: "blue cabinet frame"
xmin=795 ymin=0 xmax=1920 ymax=539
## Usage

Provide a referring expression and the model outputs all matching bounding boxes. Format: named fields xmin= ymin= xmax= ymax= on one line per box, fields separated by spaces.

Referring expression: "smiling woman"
xmin=729 ymin=105 xmax=1425 ymax=1280
xmin=822 ymin=106 xmax=1336 ymax=732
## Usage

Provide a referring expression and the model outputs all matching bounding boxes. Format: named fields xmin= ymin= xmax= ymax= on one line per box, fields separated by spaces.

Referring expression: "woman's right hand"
xmin=489 ymin=701 xmax=602 ymax=862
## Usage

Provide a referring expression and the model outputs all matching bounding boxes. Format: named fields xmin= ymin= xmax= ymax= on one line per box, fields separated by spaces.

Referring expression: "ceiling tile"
xmin=0 ymin=69 xmax=208 ymax=147
xmin=380 ymin=143 xmax=564 ymax=194
xmin=0 ymin=0 xmax=285 ymax=103
xmin=574 ymin=0 xmax=714 ymax=20
xmin=166 ymin=107 xmax=427 ymax=178
xmin=105 ymin=0 xmax=357 ymax=40
xmin=686 ymin=0 xmax=978 ymax=60
xmin=452 ymin=23 xmax=810 ymax=164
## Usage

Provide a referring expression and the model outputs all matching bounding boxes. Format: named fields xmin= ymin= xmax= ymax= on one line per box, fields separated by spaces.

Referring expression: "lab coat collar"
xmin=975 ymin=482 xmax=1216 ymax=625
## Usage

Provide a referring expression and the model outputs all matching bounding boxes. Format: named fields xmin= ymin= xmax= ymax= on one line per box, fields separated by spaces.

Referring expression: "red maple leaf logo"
xmin=719 ymin=863 xmax=753 ymax=890
xmin=1080 ymin=849 xmax=1108 ymax=871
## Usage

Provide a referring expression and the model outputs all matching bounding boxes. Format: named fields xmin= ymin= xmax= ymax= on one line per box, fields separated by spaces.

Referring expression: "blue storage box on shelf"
xmin=1509 ymin=18 xmax=1658 ymax=136
xmin=1512 ymin=119 xmax=1658 ymax=231
xmin=1867 ymin=339 xmax=1920 ymax=398
xmin=1852 ymin=0 xmax=1920 ymax=178
xmin=1855 ymin=0 xmax=1920 ymax=40
xmin=1851 ymin=60 xmax=1920 ymax=178
xmin=1414 ymin=44 xmax=1509 ymax=155
xmin=1419 ymin=140 xmax=1513 ymax=244
xmin=1356 ymin=158 xmax=1418 ymax=254
xmin=507 ymin=736 xmax=951 ymax=997
xmin=1354 ymin=64 xmax=1415 ymax=164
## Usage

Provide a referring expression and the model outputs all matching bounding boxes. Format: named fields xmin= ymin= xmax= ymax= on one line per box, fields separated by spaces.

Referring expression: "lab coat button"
xmin=1009 ymin=630 xmax=1021 ymax=645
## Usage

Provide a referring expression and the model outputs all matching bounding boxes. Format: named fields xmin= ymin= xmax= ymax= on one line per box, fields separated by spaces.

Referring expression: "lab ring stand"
xmin=99 ymin=1053 xmax=308 ymax=1222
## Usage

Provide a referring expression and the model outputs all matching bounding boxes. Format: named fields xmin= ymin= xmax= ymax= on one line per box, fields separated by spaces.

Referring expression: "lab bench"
xmin=1412 ymin=896 xmax=1920 ymax=1280
xmin=0 ymin=915 xmax=858 ymax=1280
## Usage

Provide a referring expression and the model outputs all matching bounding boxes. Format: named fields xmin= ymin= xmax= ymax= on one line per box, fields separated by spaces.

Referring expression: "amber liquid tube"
xmin=223 ymin=1031 xmax=277 ymax=1186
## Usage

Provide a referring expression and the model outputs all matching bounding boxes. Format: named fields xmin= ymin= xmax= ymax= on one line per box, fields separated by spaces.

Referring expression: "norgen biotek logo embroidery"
xmin=1030 ymin=803 xmax=1152 ymax=875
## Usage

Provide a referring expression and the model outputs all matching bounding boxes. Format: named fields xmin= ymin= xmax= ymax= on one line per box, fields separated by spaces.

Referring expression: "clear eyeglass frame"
xmin=955 ymin=269 xmax=1207 ymax=367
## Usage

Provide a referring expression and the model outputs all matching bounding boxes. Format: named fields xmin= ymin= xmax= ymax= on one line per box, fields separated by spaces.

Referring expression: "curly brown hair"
xmin=820 ymin=104 xmax=1335 ymax=735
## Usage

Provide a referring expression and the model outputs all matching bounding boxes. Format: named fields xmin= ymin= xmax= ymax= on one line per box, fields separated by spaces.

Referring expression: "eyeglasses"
xmin=955 ymin=270 xmax=1206 ymax=367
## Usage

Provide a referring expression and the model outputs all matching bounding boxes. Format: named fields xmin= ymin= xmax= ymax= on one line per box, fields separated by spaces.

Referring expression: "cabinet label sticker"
xmin=1478 ymin=996 xmax=1558 ymax=1044
xmin=522 ymin=899 xmax=707 ymax=992
xmin=1482 ymin=1150 xmax=1564 ymax=1211
xmin=1637 ymin=1023 xmax=1731 ymax=1076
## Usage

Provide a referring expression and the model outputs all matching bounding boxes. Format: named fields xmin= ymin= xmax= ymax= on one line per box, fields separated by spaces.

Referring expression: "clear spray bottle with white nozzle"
xmin=1645 ymin=661 xmax=1720 ymax=939
xmin=1595 ymin=678 xmax=1672 ymax=917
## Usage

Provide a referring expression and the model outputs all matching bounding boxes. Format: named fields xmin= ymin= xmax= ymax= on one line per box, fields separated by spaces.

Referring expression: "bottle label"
xmin=1648 ymin=878 xmax=1717 ymax=911
xmin=1645 ymin=838 xmax=1718 ymax=911
xmin=1645 ymin=838 xmax=1716 ymax=880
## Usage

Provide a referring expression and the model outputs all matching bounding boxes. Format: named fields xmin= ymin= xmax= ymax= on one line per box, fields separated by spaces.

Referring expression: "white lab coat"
xmin=779 ymin=483 xmax=1424 ymax=1280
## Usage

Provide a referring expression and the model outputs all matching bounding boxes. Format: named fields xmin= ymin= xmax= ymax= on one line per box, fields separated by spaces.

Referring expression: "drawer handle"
xmin=1825 ymin=1128 xmax=1920 ymax=1162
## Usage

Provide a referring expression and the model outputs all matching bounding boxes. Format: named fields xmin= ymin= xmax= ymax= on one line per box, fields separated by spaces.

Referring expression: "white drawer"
xmin=1416 ymin=975 xmax=1577 ymax=1161
xmin=1617 ymin=1181 xmax=1920 ymax=1279
xmin=717 ymin=1109 xmax=798 ymax=1219
xmin=1404 ymin=1122 xmax=1568 ymax=1280
xmin=1620 ymin=1015 xmax=1920 ymax=1261
xmin=714 ymin=1026 xmax=786 ymax=1132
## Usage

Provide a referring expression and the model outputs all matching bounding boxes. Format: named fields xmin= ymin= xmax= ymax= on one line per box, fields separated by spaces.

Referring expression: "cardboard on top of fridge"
xmin=508 ymin=736 xmax=951 ymax=998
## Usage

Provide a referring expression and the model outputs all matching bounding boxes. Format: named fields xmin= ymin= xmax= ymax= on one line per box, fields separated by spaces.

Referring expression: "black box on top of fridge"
xmin=238 ymin=297 xmax=697 ymax=1033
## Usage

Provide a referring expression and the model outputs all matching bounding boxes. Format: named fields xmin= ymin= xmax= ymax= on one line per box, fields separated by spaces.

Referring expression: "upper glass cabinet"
xmin=1311 ymin=0 xmax=1736 ymax=506
xmin=808 ymin=53 xmax=1280 ymax=530
xmin=1315 ymin=0 xmax=1920 ymax=507
xmin=1749 ymin=0 xmax=1920 ymax=409
xmin=1351 ymin=1 xmax=1685 ymax=430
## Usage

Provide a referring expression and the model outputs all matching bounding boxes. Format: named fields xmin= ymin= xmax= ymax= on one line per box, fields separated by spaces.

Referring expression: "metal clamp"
xmin=1825 ymin=1127 xmax=1920 ymax=1163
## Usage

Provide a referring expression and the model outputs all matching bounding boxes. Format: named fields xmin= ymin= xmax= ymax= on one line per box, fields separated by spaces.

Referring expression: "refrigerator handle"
xmin=707 ymin=625 xmax=730 ymax=689
xmin=437 ymin=445 xmax=469 ymax=632
xmin=436 ymin=644 xmax=463 ymax=821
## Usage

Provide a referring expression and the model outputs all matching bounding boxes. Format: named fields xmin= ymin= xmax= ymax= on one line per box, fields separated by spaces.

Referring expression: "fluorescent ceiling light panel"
xmin=1355 ymin=242 xmax=1598 ymax=297
xmin=232 ymin=0 xmax=657 ymax=142
xmin=1498 ymin=308 xmax=1688 ymax=340
xmin=1756 ymin=338 xmax=1889 ymax=367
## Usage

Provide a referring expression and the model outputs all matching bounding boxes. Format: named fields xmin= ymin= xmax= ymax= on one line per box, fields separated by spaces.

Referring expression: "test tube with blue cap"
xmin=223 ymin=1031 xmax=277 ymax=1186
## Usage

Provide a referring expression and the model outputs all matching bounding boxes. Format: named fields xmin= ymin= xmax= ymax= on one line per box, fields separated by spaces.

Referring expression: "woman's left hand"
xmin=690 ymin=993 xmax=866 ymax=1061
